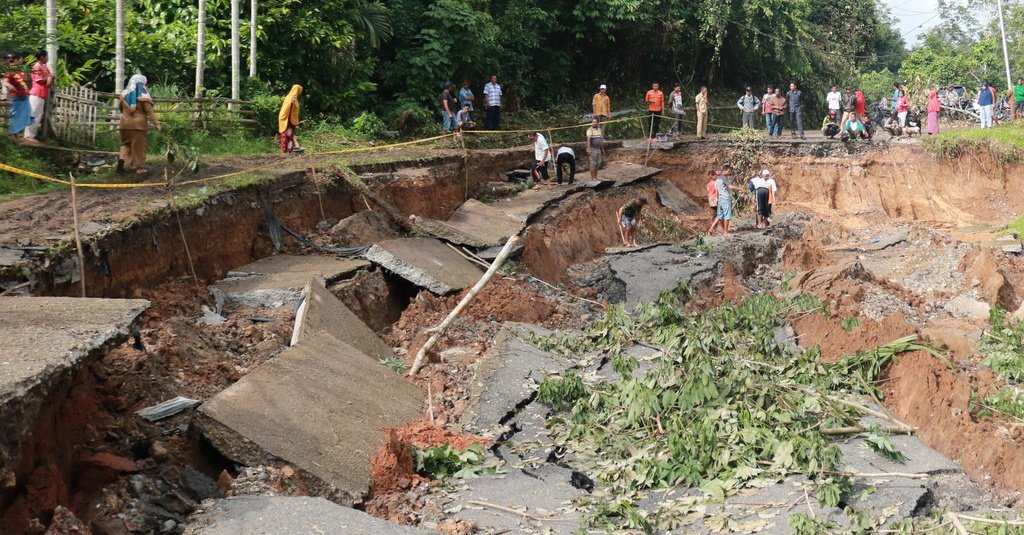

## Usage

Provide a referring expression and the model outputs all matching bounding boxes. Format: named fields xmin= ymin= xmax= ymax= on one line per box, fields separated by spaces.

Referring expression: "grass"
xmin=1002 ymin=215 xmax=1024 ymax=238
xmin=925 ymin=123 xmax=1024 ymax=163
xmin=0 ymin=137 xmax=65 ymax=201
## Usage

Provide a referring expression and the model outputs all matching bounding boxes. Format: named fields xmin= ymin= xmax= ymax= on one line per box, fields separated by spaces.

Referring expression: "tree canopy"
xmin=1 ymin=0 xmax=1020 ymax=126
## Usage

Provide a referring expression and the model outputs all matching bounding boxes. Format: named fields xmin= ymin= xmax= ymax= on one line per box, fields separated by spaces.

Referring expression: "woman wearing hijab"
xmin=927 ymin=89 xmax=941 ymax=135
xmin=278 ymin=85 xmax=303 ymax=153
xmin=3 ymin=53 xmax=32 ymax=140
xmin=117 ymin=74 xmax=161 ymax=176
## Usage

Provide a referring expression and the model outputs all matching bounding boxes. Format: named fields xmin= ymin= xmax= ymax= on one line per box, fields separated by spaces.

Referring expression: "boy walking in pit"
xmin=616 ymin=196 xmax=648 ymax=247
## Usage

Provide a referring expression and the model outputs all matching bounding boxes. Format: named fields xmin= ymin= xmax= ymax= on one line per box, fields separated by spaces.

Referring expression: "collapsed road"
xmin=1 ymin=137 xmax=1024 ymax=534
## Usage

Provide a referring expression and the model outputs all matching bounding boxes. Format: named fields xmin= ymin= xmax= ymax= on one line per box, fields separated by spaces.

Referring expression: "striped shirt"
xmin=483 ymin=82 xmax=502 ymax=107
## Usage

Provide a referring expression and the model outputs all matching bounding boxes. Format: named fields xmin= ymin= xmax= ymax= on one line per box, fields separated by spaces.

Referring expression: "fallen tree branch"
xmin=946 ymin=512 xmax=969 ymax=535
xmin=826 ymin=395 xmax=917 ymax=433
xmin=826 ymin=470 xmax=929 ymax=479
xmin=409 ymin=236 xmax=520 ymax=376
xmin=820 ymin=425 xmax=914 ymax=436
xmin=953 ymin=513 xmax=1024 ymax=526
xmin=466 ymin=500 xmax=573 ymax=524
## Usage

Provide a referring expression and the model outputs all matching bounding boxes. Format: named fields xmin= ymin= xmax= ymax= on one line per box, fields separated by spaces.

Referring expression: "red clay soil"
xmin=881 ymin=351 xmax=1024 ymax=504
xmin=366 ymin=419 xmax=490 ymax=524
xmin=793 ymin=312 xmax=917 ymax=362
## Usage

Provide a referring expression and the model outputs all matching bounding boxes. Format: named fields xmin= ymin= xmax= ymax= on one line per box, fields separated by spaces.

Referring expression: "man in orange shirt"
xmin=645 ymin=82 xmax=664 ymax=141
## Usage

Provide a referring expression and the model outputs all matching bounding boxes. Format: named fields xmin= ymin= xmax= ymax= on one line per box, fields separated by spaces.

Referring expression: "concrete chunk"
xmin=597 ymin=160 xmax=662 ymax=187
xmin=0 ymin=297 xmax=149 ymax=490
xmin=196 ymin=332 xmax=423 ymax=505
xmin=365 ymin=238 xmax=483 ymax=295
xmin=414 ymin=199 xmax=523 ymax=248
xmin=291 ymin=280 xmax=394 ymax=360
xmin=212 ymin=255 xmax=369 ymax=308
xmin=451 ymin=463 xmax=584 ymax=534
xmin=657 ymin=180 xmax=704 ymax=216
xmin=185 ymin=496 xmax=435 ymax=534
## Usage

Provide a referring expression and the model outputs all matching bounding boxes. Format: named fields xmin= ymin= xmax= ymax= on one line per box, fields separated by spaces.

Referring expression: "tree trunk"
xmin=195 ymin=0 xmax=206 ymax=98
xmin=115 ymin=0 xmax=124 ymax=92
xmin=45 ymin=0 xmax=57 ymax=75
xmin=230 ymin=0 xmax=240 ymax=105
xmin=249 ymin=0 xmax=257 ymax=78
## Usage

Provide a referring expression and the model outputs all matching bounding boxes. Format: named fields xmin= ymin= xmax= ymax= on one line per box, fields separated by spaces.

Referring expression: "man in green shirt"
xmin=616 ymin=196 xmax=648 ymax=247
xmin=1014 ymin=78 xmax=1024 ymax=121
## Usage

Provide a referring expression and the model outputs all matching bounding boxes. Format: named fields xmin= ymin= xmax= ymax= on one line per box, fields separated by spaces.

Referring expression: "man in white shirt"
xmin=826 ymin=85 xmax=842 ymax=122
xmin=555 ymin=145 xmax=576 ymax=185
xmin=750 ymin=169 xmax=778 ymax=228
xmin=483 ymin=75 xmax=503 ymax=130
xmin=529 ymin=132 xmax=552 ymax=186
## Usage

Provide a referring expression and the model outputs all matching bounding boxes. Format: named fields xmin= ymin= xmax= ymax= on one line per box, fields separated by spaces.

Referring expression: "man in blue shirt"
xmin=978 ymin=82 xmax=994 ymax=128
xmin=787 ymin=82 xmax=805 ymax=139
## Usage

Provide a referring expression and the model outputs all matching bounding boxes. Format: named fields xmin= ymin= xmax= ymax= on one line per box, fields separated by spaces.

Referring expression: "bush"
xmin=350 ymin=111 xmax=387 ymax=139
xmin=251 ymin=93 xmax=285 ymax=137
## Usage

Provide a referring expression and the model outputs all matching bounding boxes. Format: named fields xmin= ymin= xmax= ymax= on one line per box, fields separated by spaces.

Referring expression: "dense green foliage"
xmin=528 ymin=290 xmax=929 ymax=531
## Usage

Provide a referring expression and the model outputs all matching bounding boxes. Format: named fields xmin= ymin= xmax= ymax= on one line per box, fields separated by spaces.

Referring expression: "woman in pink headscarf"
xmin=926 ymin=89 xmax=941 ymax=135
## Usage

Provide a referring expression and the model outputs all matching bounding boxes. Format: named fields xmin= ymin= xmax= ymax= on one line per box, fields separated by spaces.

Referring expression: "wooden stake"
xmin=69 ymin=173 xmax=87 ymax=297
xmin=460 ymin=133 xmax=469 ymax=201
xmin=166 ymin=169 xmax=201 ymax=289
xmin=309 ymin=157 xmax=326 ymax=221
xmin=409 ymin=235 xmax=519 ymax=376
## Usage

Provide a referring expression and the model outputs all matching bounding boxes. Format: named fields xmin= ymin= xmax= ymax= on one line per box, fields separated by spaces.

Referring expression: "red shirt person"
xmin=644 ymin=82 xmax=665 ymax=140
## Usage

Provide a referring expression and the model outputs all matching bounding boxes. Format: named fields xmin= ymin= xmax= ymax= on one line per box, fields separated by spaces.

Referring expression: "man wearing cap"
xmin=737 ymin=87 xmax=760 ymax=129
xmin=593 ymin=84 xmax=610 ymax=126
xmin=616 ymin=196 xmax=648 ymax=247
xmin=668 ymin=83 xmax=686 ymax=136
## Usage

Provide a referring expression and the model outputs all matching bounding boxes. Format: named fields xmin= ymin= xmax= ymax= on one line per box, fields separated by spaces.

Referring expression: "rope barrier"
xmin=0 ymin=112 xmax=699 ymax=191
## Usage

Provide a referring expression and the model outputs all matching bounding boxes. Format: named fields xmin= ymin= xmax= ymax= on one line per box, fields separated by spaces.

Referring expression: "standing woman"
xmin=117 ymin=74 xmax=161 ymax=177
xmin=695 ymin=86 xmax=709 ymax=140
xmin=278 ymin=84 xmax=303 ymax=153
xmin=926 ymin=89 xmax=941 ymax=135
xmin=3 ymin=53 xmax=32 ymax=140
xmin=896 ymin=90 xmax=909 ymax=126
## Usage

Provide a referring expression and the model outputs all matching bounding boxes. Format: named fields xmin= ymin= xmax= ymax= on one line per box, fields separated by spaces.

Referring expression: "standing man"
xmin=708 ymin=167 xmax=741 ymax=235
xmin=695 ymin=86 xmax=709 ymax=139
xmin=555 ymin=145 xmax=576 ymax=185
xmin=644 ymin=82 xmax=664 ymax=140
xmin=826 ymin=86 xmax=842 ymax=125
xmin=586 ymin=118 xmax=605 ymax=180
xmin=592 ymin=84 xmax=610 ymax=125
xmin=842 ymin=87 xmax=856 ymax=129
xmin=483 ymin=74 xmax=502 ymax=130
xmin=1014 ymin=78 xmax=1024 ymax=121
xmin=786 ymin=82 xmax=805 ymax=139
xmin=737 ymin=87 xmax=760 ymax=129
xmin=668 ymin=83 xmax=686 ymax=136
xmin=770 ymin=88 xmax=786 ymax=139
xmin=762 ymin=85 xmax=775 ymax=135
xmin=528 ymin=132 xmax=552 ymax=186
xmin=24 ymin=49 xmax=53 ymax=143
xmin=440 ymin=82 xmax=457 ymax=133
xmin=616 ymin=196 xmax=648 ymax=247
xmin=977 ymin=82 xmax=994 ymax=128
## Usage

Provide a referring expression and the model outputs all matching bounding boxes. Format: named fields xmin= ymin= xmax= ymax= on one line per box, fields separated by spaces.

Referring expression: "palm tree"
xmin=46 ymin=0 xmax=57 ymax=73
xmin=231 ymin=0 xmax=240 ymax=103
xmin=195 ymin=0 xmax=206 ymax=98
xmin=249 ymin=0 xmax=257 ymax=78
xmin=115 ymin=0 xmax=124 ymax=91
xmin=351 ymin=0 xmax=393 ymax=49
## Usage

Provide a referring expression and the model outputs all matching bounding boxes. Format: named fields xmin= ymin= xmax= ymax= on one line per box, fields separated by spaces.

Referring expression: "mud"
xmin=6 ymin=139 xmax=1024 ymax=532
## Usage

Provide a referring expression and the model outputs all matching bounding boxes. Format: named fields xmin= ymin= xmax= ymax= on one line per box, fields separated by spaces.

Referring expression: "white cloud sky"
xmin=880 ymin=0 xmax=942 ymax=44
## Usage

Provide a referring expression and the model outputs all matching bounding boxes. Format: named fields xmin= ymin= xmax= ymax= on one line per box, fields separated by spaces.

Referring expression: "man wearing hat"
xmin=737 ymin=87 xmax=760 ymax=129
xmin=592 ymin=84 xmax=610 ymax=126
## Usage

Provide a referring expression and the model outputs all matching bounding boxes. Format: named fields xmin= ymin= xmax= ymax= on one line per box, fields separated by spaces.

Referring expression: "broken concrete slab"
xmin=412 ymin=199 xmax=523 ymax=248
xmin=0 ymin=246 xmax=24 ymax=267
xmin=0 ymin=297 xmax=149 ymax=490
xmin=291 ymin=280 xmax=394 ymax=360
xmin=489 ymin=183 xmax=590 ymax=223
xmin=838 ymin=434 xmax=960 ymax=476
xmin=196 ymin=331 xmax=423 ymax=505
xmin=185 ymin=496 xmax=435 ymax=534
xmin=466 ymin=325 xmax=569 ymax=433
xmin=596 ymin=160 xmax=661 ymax=187
xmin=657 ymin=180 xmax=704 ymax=216
xmin=449 ymin=463 xmax=584 ymax=534
xmin=477 ymin=241 xmax=525 ymax=261
xmin=608 ymin=245 xmax=719 ymax=309
xmin=212 ymin=254 xmax=369 ymax=308
xmin=365 ymin=238 xmax=483 ymax=295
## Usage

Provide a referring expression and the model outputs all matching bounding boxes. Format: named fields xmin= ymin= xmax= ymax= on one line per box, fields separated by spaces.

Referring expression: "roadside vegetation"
xmin=926 ymin=124 xmax=1024 ymax=163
